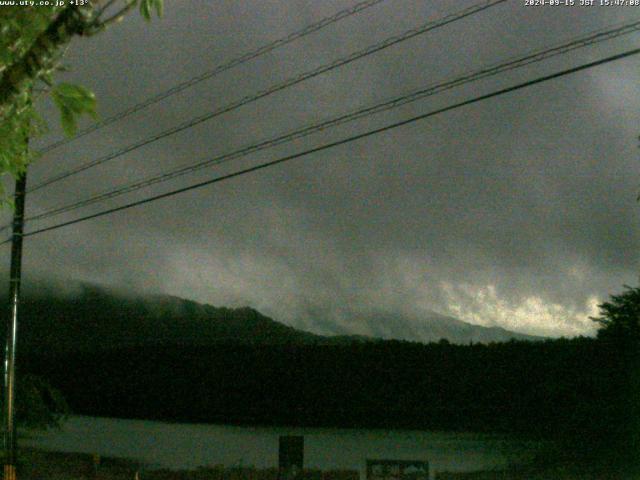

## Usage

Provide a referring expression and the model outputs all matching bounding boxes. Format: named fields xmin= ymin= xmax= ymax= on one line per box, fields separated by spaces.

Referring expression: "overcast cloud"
xmin=4 ymin=0 xmax=640 ymax=337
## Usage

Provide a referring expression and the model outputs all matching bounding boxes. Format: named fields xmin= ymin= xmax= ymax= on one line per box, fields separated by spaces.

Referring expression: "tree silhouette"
xmin=591 ymin=285 xmax=640 ymax=346
xmin=0 ymin=374 xmax=68 ymax=429
xmin=590 ymin=285 xmax=640 ymax=472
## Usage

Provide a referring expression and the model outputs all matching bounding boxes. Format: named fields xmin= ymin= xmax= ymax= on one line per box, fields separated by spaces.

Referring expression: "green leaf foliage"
xmin=140 ymin=0 xmax=164 ymax=21
xmin=0 ymin=2 xmax=161 ymax=204
xmin=0 ymin=7 xmax=60 ymax=199
xmin=0 ymin=82 xmax=46 ymax=201
xmin=51 ymin=82 xmax=97 ymax=137
xmin=0 ymin=6 xmax=59 ymax=71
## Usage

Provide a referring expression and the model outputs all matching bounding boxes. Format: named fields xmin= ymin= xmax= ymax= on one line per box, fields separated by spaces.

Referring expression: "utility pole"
xmin=3 ymin=170 xmax=27 ymax=480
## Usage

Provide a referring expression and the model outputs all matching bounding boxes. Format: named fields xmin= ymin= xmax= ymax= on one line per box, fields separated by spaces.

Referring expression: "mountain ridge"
xmin=8 ymin=281 xmax=540 ymax=353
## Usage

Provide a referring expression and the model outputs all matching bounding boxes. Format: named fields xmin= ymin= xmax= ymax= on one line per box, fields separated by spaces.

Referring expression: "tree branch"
xmin=93 ymin=1 xmax=138 ymax=31
xmin=0 ymin=3 xmax=115 ymax=115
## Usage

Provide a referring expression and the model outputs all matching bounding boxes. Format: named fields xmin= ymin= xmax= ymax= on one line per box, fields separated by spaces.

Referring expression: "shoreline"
xmin=29 ymin=413 xmax=540 ymax=439
xmin=12 ymin=448 xmax=360 ymax=480
xmin=11 ymin=447 xmax=639 ymax=480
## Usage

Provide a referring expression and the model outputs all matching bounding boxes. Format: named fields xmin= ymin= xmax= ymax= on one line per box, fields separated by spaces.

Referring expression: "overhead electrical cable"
xmin=19 ymin=19 xmax=640 ymax=227
xmin=37 ymin=0 xmax=389 ymax=155
xmin=8 ymin=46 xmax=639 ymax=243
xmin=28 ymin=0 xmax=506 ymax=193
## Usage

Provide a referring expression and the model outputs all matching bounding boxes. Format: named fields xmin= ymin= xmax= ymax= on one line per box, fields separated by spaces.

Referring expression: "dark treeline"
xmin=21 ymin=337 xmax=634 ymax=443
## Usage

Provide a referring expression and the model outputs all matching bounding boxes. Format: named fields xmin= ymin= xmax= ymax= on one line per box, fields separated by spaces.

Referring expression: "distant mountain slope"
xmin=350 ymin=310 xmax=539 ymax=344
xmin=8 ymin=282 xmax=539 ymax=353
xmin=14 ymin=284 xmax=321 ymax=353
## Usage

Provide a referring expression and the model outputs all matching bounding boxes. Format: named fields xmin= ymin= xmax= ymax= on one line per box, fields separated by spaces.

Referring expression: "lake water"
xmin=23 ymin=416 xmax=541 ymax=479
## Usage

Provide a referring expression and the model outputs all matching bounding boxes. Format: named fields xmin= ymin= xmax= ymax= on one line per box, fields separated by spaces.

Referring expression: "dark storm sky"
xmin=6 ymin=0 xmax=640 ymax=337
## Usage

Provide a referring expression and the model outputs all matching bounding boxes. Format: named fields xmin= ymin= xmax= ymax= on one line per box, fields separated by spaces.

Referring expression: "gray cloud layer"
xmin=5 ymin=0 xmax=639 ymax=337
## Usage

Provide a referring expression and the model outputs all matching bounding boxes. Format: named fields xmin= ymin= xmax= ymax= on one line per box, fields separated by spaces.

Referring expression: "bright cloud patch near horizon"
xmin=441 ymin=282 xmax=601 ymax=337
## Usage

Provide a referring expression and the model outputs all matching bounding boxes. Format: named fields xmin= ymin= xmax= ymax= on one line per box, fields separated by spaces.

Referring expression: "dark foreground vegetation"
xmin=18 ymin=337 xmax=628 ymax=431
xmin=9 ymin=448 xmax=359 ymax=480
xmin=7 ymin=448 xmax=639 ymax=480
xmin=434 ymin=465 xmax=637 ymax=480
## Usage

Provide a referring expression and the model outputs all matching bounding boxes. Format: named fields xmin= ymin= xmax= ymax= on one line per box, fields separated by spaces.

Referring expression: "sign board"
xmin=279 ymin=436 xmax=304 ymax=480
xmin=366 ymin=459 xmax=429 ymax=480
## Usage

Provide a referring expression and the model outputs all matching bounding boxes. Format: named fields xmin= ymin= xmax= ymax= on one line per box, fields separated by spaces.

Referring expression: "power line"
xmin=37 ymin=0 xmax=388 ymax=155
xmin=11 ymin=46 xmax=640 ymax=243
xmin=28 ymin=0 xmax=506 ymax=193
xmin=20 ymin=18 xmax=640 ymax=226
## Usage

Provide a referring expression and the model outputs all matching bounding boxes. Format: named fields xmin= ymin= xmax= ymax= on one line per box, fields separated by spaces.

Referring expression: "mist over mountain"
xmin=324 ymin=310 xmax=540 ymax=344
xmin=9 ymin=281 xmax=539 ymax=353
